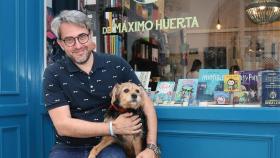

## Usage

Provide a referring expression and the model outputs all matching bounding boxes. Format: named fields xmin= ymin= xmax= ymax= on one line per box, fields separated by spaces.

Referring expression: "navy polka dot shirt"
xmin=43 ymin=52 xmax=141 ymax=146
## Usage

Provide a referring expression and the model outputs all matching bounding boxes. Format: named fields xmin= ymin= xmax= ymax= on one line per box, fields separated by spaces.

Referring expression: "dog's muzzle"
xmin=131 ymin=94 xmax=137 ymax=99
xmin=131 ymin=94 xmax=139 ymax=102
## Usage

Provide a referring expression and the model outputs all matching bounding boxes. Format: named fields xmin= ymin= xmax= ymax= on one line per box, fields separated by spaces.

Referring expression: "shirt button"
xmin=90 ymin=85 xmax=93 ymax=88
xmin=88 ymin=76 xmax=91 ymax=79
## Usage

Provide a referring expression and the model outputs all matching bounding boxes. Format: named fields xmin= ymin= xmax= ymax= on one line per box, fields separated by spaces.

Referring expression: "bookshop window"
xmin=99 ymin=0 xmax=280 ymax=107
xmin=47 ymin=0 xmax=280 ymax=107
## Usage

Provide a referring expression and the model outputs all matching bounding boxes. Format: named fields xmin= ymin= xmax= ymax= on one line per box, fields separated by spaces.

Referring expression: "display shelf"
xmin=156 ymin=106 xmax=280 ymax=123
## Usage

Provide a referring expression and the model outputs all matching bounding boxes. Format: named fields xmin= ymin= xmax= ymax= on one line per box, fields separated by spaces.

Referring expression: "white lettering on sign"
xmin=102 ymin=17 xmax=200 ymax=34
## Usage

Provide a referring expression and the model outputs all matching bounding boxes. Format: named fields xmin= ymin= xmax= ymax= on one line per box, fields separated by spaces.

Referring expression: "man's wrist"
xmin=109 ymin=121 xmax=115 ymax=136
xmin=146 ymin=143 xmax=161 ymax=156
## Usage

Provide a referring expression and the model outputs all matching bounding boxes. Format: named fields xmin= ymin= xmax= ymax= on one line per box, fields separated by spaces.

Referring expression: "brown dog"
xmin=88 ymin=82 xmax=147 ymax=158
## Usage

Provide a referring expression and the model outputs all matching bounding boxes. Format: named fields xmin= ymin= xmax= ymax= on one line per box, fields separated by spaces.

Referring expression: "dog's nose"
xmin=131 ymin=94 xmax=137 ymax=99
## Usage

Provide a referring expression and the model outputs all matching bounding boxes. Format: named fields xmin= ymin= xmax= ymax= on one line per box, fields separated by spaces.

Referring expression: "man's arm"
xmin=136 ymin=91 xmax=159 ymax=158
xmin=141 ymin=92 xmax=158 ymax=145
xmin=48 ymin=105 xmax=142 ymax=138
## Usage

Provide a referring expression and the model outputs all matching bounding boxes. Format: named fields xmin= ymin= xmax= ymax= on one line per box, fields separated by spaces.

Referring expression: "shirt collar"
xmin=64 ymin=52 xmax=107 ymax=73
xmin=92 ymin=52 xmax=107 ymax=71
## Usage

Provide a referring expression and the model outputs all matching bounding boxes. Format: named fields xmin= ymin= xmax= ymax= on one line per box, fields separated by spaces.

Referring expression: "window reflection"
xmin=46 ymin=0 xmax=280 ymax=106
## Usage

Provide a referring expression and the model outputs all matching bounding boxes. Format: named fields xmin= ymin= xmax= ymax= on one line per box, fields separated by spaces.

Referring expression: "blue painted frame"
xmin=3 ymin=0 xmax=280 ymax=158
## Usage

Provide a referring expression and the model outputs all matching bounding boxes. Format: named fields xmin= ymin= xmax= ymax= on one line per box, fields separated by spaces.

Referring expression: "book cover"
xmin=135 ymin=71 xmax=151 ymax=90
xmin=233 ymin=91 xmax=250 ymax=104
xmin=196 ymin=69 xmax=229 ymax=102
xmin=174 ymin=79 xmax=198 ymax=105
xmin=261 ymin=71 xmax=280 ymax=107
xmin=196 ymin=81 xmax=207 ymax=100
xmin=154 ymin=81 xmax=176 ymax=104
xmin=213 ymin=91 xmax=230 ymax=105
xmin=239 ymin=70 xmax=260 ymax=104
xmin=224 ymin=74 xmax=241 ymax=92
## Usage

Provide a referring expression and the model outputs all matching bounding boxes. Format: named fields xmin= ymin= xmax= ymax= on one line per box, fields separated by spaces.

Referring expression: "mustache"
xmin=72 ymin=48 xmax=87 ymax=53
xmin=72 ymin=46 xmax=88 ymax=52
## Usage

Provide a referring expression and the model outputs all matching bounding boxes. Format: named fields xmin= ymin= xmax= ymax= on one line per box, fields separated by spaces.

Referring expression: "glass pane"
xmin=98 ymin=0 xmax=280 ymax=106
xmin=47 ymin=0 xmax=280 ymax=107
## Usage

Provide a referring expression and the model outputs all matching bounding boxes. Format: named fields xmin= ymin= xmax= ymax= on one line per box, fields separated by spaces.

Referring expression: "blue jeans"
xmin=49 ymin=143 xmax=126 ymax=158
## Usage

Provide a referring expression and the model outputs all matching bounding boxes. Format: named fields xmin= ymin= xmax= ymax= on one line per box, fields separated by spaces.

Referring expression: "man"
xmin=43 ymin=10 xmax=159 ymax=158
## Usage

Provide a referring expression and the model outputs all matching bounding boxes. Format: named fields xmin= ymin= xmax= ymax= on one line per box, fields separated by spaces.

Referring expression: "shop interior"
xmin=47 ymin=0 xmax=280 ymax=75
xmin=46 ymin=0 xmax=280 ymax=106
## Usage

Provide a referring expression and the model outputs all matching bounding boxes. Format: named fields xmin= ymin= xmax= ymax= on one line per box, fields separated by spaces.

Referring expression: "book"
xmin=174 ymin=79 xmax=198 ymax=106
xmin=224 ymin=74 xmax=241 ymax=92
xmin=153 ymin=81 xmax=176 ymax=104
xmin=261 ymin=71 xmax=280 ymax=107
xmin=233 ymin=91 xmax=249 ymax=104
xmin=196 ymin=69 xmax=229 ymax=102
xmin=213 ymin=91 xmax=230 ymax=105
xmin=238 ymin=70 xmax=260 ymax=104
xmin=135 ymin=71 xmax=151 ymax=90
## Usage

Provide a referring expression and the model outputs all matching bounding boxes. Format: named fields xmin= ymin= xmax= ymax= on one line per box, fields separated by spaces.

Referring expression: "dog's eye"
xmin=124 ymin=89 xmax=129 ymax=93
xmin=136 ymin=90 xmax=140 ymax=93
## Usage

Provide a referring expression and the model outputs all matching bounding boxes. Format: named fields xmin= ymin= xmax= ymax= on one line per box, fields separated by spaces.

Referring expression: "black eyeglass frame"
xmin=60 ymin=32 xmax=90 ymax=47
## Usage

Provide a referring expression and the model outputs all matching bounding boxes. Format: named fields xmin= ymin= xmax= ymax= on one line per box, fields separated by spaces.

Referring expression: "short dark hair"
xmin=190 ymin=59 xmax=202 ymax=72
xmin=230 ymin=65 xmax=240 ymax=73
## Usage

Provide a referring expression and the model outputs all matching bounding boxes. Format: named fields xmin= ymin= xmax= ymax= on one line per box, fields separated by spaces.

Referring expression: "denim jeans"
xmin=49 ymin=143 xmax=126 ymax=158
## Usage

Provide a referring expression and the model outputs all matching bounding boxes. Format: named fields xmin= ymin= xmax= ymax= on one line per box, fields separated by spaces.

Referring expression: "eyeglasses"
xmin=61 ymin=33 xmax=90 ymax=47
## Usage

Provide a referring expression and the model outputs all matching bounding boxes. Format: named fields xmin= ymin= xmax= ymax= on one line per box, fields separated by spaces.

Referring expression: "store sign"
xmin=102 ymin=17 xmax=199 ymax=34
xmin=133 ymin=0 xmax=157 ymax=4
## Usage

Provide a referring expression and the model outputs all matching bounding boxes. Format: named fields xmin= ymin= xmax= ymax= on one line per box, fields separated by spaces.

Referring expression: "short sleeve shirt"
xmin=43 ymin=52 xmax=141 ymax=146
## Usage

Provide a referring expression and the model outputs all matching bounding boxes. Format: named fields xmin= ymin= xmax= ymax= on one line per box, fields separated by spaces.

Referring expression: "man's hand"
xmin=112 ymin=112 xmax=142 ymax=135
xmin=136 ymin=148 xmax=157 ymax=158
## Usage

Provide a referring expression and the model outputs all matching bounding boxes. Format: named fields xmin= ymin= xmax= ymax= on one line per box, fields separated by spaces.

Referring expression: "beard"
xmin=70 ymin=49 xmax=92 ymax=65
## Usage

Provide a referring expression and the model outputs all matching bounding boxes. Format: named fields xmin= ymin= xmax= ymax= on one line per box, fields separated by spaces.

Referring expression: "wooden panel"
xmin=156 ymin=107 xmax=280 ymax=158
xmin=1 ymin=127 xmax=20 ymax=158
xmin=0 ymin=0 xmax=20 ymax=94
xmin=0 ymin=0 xmax=27 ymax=105
xmin=0 ymin=116 xmax=29 ymax=158
xmin=158 ymin=131 xmax=272 ymax=158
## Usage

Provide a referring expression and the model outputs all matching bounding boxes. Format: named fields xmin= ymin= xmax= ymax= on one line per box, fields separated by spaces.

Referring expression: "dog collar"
xmin=109 ymin=104 xmax=127 ymax=113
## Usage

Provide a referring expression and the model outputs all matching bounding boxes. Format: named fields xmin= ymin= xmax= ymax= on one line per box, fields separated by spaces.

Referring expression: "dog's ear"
xmin=111 ymin=83 xmax=120 ymax=104
xmin=139 ymin=85 xmax=149 ymax=106
xmin=139 ymin=86 xmax=145 ymax=97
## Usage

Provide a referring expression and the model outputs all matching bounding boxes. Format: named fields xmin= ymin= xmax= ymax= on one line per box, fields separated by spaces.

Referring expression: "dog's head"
xmin=111 ymin=82 xmax=144 ymax=110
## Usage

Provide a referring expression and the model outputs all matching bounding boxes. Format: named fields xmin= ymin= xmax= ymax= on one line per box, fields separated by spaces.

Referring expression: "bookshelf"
xmin=99 ymin=0 xmax=165 ymax=89
xmin=99 ymin=5 xmax=128 ymax=58
xmin=99 ymin=1 xmax=163 ymax=56
xmin=128 ymin=38 xmax=160 ymax=91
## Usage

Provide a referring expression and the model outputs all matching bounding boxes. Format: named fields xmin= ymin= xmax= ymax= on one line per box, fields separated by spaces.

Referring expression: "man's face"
xmin=57 ymin=23 xmax=96 ymax=65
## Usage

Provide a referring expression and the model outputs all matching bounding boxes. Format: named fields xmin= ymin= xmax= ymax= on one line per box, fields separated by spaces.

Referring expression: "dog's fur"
xmin=88 ymin=82 xmax=147 ymax=158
